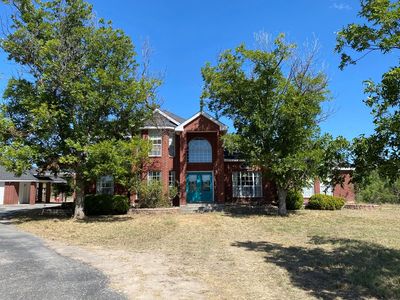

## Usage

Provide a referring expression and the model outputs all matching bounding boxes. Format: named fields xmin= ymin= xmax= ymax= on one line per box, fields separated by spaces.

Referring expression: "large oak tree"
xmin=0 ymin=0 xmax=159 ymax=217
xmin=202 ymin=35 xmax=349 ymax=215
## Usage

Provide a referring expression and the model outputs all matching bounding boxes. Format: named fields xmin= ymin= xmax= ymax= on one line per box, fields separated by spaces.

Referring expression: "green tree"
xmin=202 ymin=34 xmax=349 ymax=215
xmin=0 ymin=0 xmax=160 ymax=218
xmin=335 ymin=0 xmax=400 ymax=180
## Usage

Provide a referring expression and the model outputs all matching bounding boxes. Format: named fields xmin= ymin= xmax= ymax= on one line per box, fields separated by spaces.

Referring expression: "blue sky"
xmin=0 ymin=0 xmax=395 ymax=140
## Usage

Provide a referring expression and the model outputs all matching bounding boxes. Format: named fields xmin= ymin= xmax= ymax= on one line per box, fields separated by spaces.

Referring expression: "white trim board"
xmin=175 ymin=111 xmax=228 ymax=132
xmin=154 ymin=109 xmax=181 ymax=125
xmin=0 ymin=182 xmax=4 ymax=205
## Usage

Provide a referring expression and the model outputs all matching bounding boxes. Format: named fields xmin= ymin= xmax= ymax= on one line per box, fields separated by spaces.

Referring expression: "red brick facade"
xmin=90 ymin=110 xmax=356 ymax=206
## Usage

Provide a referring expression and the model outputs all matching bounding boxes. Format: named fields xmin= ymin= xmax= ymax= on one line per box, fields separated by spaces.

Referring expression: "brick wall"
xmin=29 ymin=182 xmax=36 ymax=205
xmin=224 ymin=162 xmax=276 ymax=205
xmin=333 ymin=172 xmax=355 ymax=202
xmin=177 ymin=115 xmax=224 ymax=205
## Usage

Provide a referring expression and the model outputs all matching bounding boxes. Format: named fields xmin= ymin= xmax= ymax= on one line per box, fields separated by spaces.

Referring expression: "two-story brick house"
xmin=94 ymin=108 xmax=355 ymax=206
xmin=140 ymin=109 xmax=278 ymax=206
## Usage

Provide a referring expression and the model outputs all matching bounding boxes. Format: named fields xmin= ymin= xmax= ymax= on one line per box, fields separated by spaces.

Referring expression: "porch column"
xmin=45 ymin=182 xmax=51 ymax=203
xmin=314 ymin=178 xmax=321 ymax=195
xmin=29 ymin=183 xmax=36 ymax=205
xmin=215 ymin=131 xmax=225 ymax=203
xmin=179 ymin=132 xmax=187 ymax=206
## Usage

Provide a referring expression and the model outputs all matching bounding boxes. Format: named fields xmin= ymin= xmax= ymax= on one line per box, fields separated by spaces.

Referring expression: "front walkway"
xmin=0 ymin=217 xmax=125 ymax=299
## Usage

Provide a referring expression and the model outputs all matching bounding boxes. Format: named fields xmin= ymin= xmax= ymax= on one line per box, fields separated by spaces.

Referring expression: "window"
xmin=202 ymin=174 xmax=211 ymax=191
xmin=148 ymin=171 xmax=161 ymax=183
xmin=188 ymin=138 xmax=212 ymax=163
xmin=97 ymin=175 xmax=114 ymax=195
xmin=168 ymin=133 xmax=175 ymax=157
xmin=232 ymin=172 xmax=262 ymax=198
xmin=148 ymin=130 xmax=162 ymax=157
xmin=169 ymin=171 xmax=176 ymax=187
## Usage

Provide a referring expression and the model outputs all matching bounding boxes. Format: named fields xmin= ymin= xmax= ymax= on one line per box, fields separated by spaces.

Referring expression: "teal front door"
xmin=186 ymin=172 xmax=213 ymax=203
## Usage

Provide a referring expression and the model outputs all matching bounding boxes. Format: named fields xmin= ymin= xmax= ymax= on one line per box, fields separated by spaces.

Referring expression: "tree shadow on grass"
xmin=1 ymin=209 xmax=133 ymax=225
xmin=232 ymin=236 xmax=400 ymax=299
xmin=223 ymin=205 xmax=303 ymax=218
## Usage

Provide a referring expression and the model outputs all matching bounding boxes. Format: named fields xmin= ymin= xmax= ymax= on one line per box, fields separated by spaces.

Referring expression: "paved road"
xmin=0 ymin=207 xmax=125 ymax=300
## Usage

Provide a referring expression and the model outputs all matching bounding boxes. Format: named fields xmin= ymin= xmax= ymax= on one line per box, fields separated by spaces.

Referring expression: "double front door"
xmin=186 ymin=172 xmax=213 ymax=203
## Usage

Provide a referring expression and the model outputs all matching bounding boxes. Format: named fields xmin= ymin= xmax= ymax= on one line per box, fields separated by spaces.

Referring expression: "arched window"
xmin=188 ymin=138 xmax=212 ymax=163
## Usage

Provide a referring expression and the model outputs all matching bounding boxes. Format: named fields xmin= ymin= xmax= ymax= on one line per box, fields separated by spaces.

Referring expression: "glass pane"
xmin=202 ymin=175 xmax=211 ymax=191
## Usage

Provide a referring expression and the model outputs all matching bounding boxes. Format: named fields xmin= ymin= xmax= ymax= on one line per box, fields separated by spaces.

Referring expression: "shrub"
xmin=111 ymin=195 xmax=131 ymax=214
xmin=306 ymin=194 xmax=345 ymax=210
xmin=84 ymin=194 xmax=130 ymax=215
xmin=356 ymin=170 xmax=400 ymax=204
xmin=137 ymin=181 xmax=171 ymax=208
xmin=286 ymin=190 xmax=304 ymax=210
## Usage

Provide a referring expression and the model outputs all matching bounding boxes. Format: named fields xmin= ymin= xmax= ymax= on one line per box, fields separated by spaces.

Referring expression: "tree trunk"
xmin=277 ymin=186 xmax=288 ymax=216
xmin=73 ymin=173 xmax=85 ymax=219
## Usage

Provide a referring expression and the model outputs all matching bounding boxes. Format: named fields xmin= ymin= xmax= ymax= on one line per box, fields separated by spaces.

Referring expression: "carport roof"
xmin=0 ymin=166 xmax=38 ymax=182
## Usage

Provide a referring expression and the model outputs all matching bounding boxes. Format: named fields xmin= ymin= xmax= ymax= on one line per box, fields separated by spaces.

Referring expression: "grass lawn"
xmin=12 ymin=205 xmax=400 ymax=299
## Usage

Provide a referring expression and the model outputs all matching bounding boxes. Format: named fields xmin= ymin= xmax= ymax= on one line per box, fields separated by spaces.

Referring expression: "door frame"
xmin=186 ymin=171 xmax=214 ymax=203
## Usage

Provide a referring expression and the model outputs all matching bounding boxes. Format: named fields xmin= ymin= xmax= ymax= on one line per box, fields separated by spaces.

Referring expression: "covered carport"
xmin=34 ymin=173 xmax=68 ymax=203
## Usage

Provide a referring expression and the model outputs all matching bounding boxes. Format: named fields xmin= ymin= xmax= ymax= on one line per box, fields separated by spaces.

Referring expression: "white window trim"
xmin=232 ymin=172 xmax=263 ymax=198
xmin=96 ymin=175 xmax=114 ymax=195
xmin=188 ymin=138 xmax=212 ymax=163
xmin=168 ymin=133 xmax=175 ymax=157
xmin=148 ymin=129 xmax=162 ymax=157
xmin=147 ymin=171 xmax=162 ymax=183
xmin=168 ymin=171 xmax=176 ymax=187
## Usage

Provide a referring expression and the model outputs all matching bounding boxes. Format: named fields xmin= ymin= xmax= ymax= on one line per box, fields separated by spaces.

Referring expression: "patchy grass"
xmin=12 ymin=205 xmax=400 ymax=299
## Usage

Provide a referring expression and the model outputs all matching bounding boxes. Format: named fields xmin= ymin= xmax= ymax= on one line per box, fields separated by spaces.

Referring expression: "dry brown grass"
xmin=12 ymin=205 xmax=400 ymax=299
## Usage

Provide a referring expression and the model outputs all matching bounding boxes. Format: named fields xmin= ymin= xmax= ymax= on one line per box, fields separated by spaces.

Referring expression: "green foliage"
xmin=356 ymin=170 xmax=400 ymax=204
xmin=168 ymin=185 xmax=179 ymax=200
xmin=335 ymin=0 xmax=400 ymax=181
xmin=306 ymin=194 xmax=345 ymax=210
xmin=83 ymin=137 xmax=151 ymax=192
xmin=201 ymin=33 xmax=350 ymax=215
xmin=0 ymin=0 xmax=160 ymax=216
xmin=84 ymin=194 xmax=130 ymax=215
xmin=286 ymin=190 xmax=304 ymax=210
xmin=137 ymin=181 xmax=171 ymax=208
xmin=112 ymin=195 xmax=131 ymax=214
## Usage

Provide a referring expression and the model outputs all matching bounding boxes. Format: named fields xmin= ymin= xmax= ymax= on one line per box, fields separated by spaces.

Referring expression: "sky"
xmin=0 ymin=0 xmax=395 ymax=140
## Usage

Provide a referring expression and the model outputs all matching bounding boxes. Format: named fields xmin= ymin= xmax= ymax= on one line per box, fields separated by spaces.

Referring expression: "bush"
xmin=112 ymin=195 xmax=131 ymax=214
xmin=356 ymin=170 xmax=400 ymax=204
xmin=306 ymin=194 xmax=345 ymax=210
xmin=137 ymin=181 xmax=171 ymax=208
xmin=286 ymin=190 xmax=304 ymax=210
xmin=84 ymin=194 xmax=130 ymax=215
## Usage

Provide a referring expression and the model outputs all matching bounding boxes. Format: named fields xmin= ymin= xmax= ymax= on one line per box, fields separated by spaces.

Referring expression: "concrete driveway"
xmin=0 ymin=207 xmax=125 ymax=300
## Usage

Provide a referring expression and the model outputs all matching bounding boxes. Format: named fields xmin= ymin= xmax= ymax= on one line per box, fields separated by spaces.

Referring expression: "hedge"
xmin=137 ymin=181 xmax=171 ymax=208
xmin=306 ymin=194 xmax=345 ymax=210
xmin=286 ymin=190 xmax=304 ymax=210
xmin=84 ymin=194 xmax=130 ymax=215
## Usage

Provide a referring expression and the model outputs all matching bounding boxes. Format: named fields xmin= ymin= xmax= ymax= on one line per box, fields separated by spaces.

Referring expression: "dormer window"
xmin=188 ymin=138 xmax=212 ymax=163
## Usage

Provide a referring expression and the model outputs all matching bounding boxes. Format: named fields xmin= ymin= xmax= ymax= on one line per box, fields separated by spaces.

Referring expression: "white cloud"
xmin=331 ymin=2 xmax=352 ymax=10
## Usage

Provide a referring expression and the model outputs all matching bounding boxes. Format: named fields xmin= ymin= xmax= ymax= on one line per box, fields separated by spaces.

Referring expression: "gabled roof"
xmin=0 ymin=166 xmax=38 ymax=182
xmin=142 ymin=109 xmax=185 ymax=129
xmin=175 ymin=111 xmax=228 ymax=132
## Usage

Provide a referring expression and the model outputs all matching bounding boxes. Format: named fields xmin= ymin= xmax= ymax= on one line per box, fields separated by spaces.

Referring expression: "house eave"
xmin=175 ymin=111 xmax=228 ymax=132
